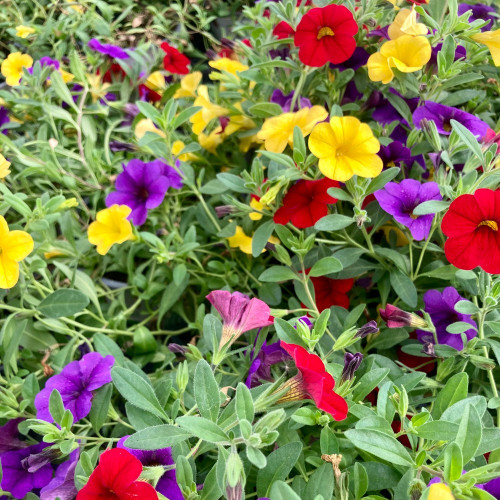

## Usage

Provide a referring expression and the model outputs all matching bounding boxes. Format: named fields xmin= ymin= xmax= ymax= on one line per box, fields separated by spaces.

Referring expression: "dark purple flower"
xmin=88 ymin=39 xmax=130 ymax=59
xmin=429 ymin=43 xmax=467 ymax=69
xmin=417 ymin=287 xmax=477 ymax=350
xmin=0 ymin=418 xmax=28 ymax=453
xmin=40 ymin=449 xmax=79 ymax=500
xmin=246 ymin=341 xmax=290 ymax=388
xmin=372 ymin=89 xmax=419 ymax=127
xmin=341 ymin=352 xmax=363 ymax=382
xmin=413 ymin=101 xmax=489 ymax=138
xmin=34 ymin=352 xmax=115 ymax=423
xmin=374 ymin=179 xmax=442 ymax=240
xmin=270 ymin=89 xmax=312 ymax=112
xmin=269 ymin=47 xmax=290 ymax=60
xmin=341 ymin=80 xmax=363 ymax=105
xmin=378 ymin=141 xmax=416 ymax=170
xmin=0 ymin=106 xmax=9 ymax=135
xmin=367 ymin=25 xmax=390 ymax=39
xmin=118 ymin=437 xmax=184 ymax=500
xmin=22 ymin=447 xmax=61 ymax=472
xmin=478 ymin=477 xmax=500 ymax=497
xmin=458 ymin=3 xmax=496 ymax=31
xmin=330 ymin=47 xmax=369 ymax=71
xmin=1 ymin=443 xmax=53 ymax=499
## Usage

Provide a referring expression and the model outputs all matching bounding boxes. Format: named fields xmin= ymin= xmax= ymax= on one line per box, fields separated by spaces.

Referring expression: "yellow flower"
xmin=135 ymin=118 xmax=166 ymax=140
xmin=1 ymin=52 xmax=33 ymax=86
xmin=44 ymin=250 xmax=66 ymax=259
xmin=69 ymin=4 xmax=84 ymax=13
xmin=472 ymin=29 xmax=500 ymax=66
xmin=257 ymin=106 xmax=328 ymax=154
xmin=367 ymin=35 xmax=431 ymax=84
xmin=145 ymin=71 xmax=166 ymax=92
xmin=224 ymin=102 xmax=256 ymax=136
xmin=381 ymin=221 xmax=409 ymax=246
xmin=309 ymin=116 xmax=383 ymax=182
xmin=388 ymin=9 xmax=428 ymax=39
xmin=227 ymin=226 xmax=278 ymax=254
xmin=190 ymin=86 xmax=228 ymax=135
xmin=15 ymin=25 xmax=35 ymax=39
xmin=198 ymin=127 xmax=225 ymax=153
xmin=172 ymin=140 xmax=197 ymax=162
xmin=428 ymin=483 xmax=454 ymax=500
xmin=59 ymin=69 xmax=74 ymax=83
xmin=249 ymin=197 xmax=267 ymax=221
xmin=86 ymin=73 xmax=111 ymax=103
xmin=0 ymin=216 xmax=34 ymax=289
xmin=239 ymin=133 xmax=262 ymax=152
xmin=209 ymin=58 xmax=249 ymax=80
xmin=0 ymin=155 xmax=11 ymax=179
xmin=174 ymin=71 xmax=202 ymax=98
xmin=87 ymin=205 xmax=134 ymax=255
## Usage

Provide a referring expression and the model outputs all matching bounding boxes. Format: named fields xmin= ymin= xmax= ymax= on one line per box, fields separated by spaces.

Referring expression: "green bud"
xmin=332 ymin=327 xmax=358 ymax=351
xmin=437 ymin=357 xmax=456 ymax=381
xmin=176 ymin=360 xmax=189 ymax=393
xmin=226 ymin=452 xmax=244 ymax=488
xmin=273 ymin=244 xmax=292 ymax=266
xmin=254 ymin=409 xmax=285 ymax=434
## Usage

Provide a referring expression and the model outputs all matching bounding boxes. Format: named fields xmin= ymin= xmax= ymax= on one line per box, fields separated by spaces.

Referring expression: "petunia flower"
xmin=1 ymin=52 xmax=33 ymax=86
xmin=294 ymin=5 xmax=358 ymax=67
xmin=274 ymin=178 xmax=339 ymax=228
xmin=40 ymin=449 xmax=79 ymax=500
xmin=190 ymin=85 xmax=228 ymax=135
xmin=15 ymin=25 xmax=35 ymax=38
xmin=0 ymin=106 xmax=9 ymax=134
xmin=270 ymin=89 xmax=312 ymax=113
xmin=309 ymin=116 xmax=383 ymax=182
xmin=427 ymin=483 xmax=454 ymax=500
xmin=35 ymin=352 xmax=114 ymax=423
xmin=374 ymin=179 xmax=442 ymax=241
xmin=161 ymin=42 xmax=190 ymax=74
xmin=330 ymin=47 xmax=370 ymax=72
xmin=258 ymin=106 xmax=328 ymax=154
xmin=0 ymin=154 xmax=11 ymax=178
xmin=341 ymin=352 xmax=363 ymax=382
xmin=76 ymin=448 xmax=158 ymax=500
xmin=207 ymin=290 xmax=273 ymax=348
xmin=471 ymin=29 xmax=500 ymax=66
xmin=246 ymin=341 xmax=290 ymax=388
xmin=309 ymin=276 xmax=354 ymax=311
xmin=412 ymin=101 xmax=489 ymax=138
xmin=88 ymin=39 xmax=129 ymax=59
xmin=458 ymin=3 xmax=496 ymax=31
xmin=387 ymin=8 xmax=428 ymax=39
xmin=441 ymin=189 xmax=500 ymax=274
xmin=378 ymin=140 xmax=418 ymax=171
xmin=416 ymin=287 xmax=477 ymax=350
xmin=0 ymin=418 xmax=28 ymax=454
xmin=87 ymin=205 xmax=134 ymax=255
xmin=173 ymin=71 xmax=202 ymax=98
xmin=277 ymin=342 xmax=348 ymax=420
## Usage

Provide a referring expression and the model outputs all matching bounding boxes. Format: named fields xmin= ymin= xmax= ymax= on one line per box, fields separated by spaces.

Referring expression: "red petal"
xmin=322 ymin=35 xmax=356 ymax=64
xmin=322 ymin=4 xmax=358 ymax=36
xmin=98 ymin=448 xmax=142 ymax=492
xmin=122 ymin=481 xmax=159 ymax=500
xmin=441 ymin=193 xmax=483 ymax=237
xmin=280 ymin=342 xmax=325 ymax=373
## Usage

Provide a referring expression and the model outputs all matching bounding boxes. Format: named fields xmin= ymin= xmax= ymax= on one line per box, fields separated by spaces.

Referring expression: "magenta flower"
xmin=39 ymin=449 xmax=79 ymax=500
xmin=34 ymin=352 xmax=114 ymax=423
xmin=206 ymin=290 xmax=273 ymax=348
xmin=88 ymin=39 xmax=130 ymax=59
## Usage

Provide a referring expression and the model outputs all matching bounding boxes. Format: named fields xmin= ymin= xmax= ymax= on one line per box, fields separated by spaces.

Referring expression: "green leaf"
xmin=365 ymin=167 xmax=400 ymax=196
xmin=314 ymin=214 xmax=353 ymax=231
xmin=38 ymin=289 xmax=90 ymax=318
xmin=249 ymin=103 xmax=283 ymax=117
xmin=247 ymin=446 xmax=267 ymax=469
xmin=327 ymin=187 xmax=353 ymax=203
xmin=194 ymin=360 xmax=220 ymax=422
xmin=50 ymin=70 xmax=79 ymax=112
xmin=89 ymin=384 xmax=112 ymax=434
xmin=353 ymin=368 xmax=390 ymax=402
xmin=1 ymin=315 xmax=28 ymax=376
xmin=352 ymin=462 xmax=369 ymax=499
xmin=136 ymin=100 xmax=163 ymax=126
xmin=432 ymin=373 xmax=468 ymax=419
xmin=252 ymin=220 xmax=275 ymax=257
xmin=390 ymin=270 xmax=417 ymax=308
xmin=125 ymin=425 xmax=193 ymax=450
xmin=345 ymin=429 xmax=414 ymax=466
xmin=309 ymin=256 xmax=343 ymax=277
xmin=49 ymin=389 xmax=65 ymax=424
xmin=176 ymin=416 xmax=229 ymax=443
xmin=455 ymin=404 xmax=482 ymax=463
xmin=235 ymin=383 xmax=254 ymax=422
xmin=412 ymin=200 xmax=449 ymax=216
xmin=173 ymin=106 xmax=201 ymax=129
xmin=293 ymin=126 xmax=306 ymax=163
xmin=305 ymin=464 xmax=334 ymax=500
xmin=454 ymin=300 xmax=479 ymax=315
xmin=446 ymin=321 xmax=477 ymax=334
xmin=273 ymin=317 xmax=307 ymax=348
xmin=259 ymin=266 xmax=297 ymax=282
xmin=416 ymin=421 xmax=459 ymax=441
xmin=450 ymin=119 xmax=484 ymax=161
xmin=269 ymin=481 xmax=302 ymax=500
xmin=200 ymin=465 xmax=223 ymax=500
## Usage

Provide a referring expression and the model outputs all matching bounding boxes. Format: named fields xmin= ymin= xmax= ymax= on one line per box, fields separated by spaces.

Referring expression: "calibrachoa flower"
xmin=310 ymin=276 xmax=354 ymax=311
xmin=135 ymin=118 xmax=166 ymax=140
xmin=0 ymin=215 xmax=34 ymax=289
xmin=341 ymin=352 xmax=363 ymax=382
xmin=190 ymin=85 xmax=228 ymax=135
xmin=206 ymin=290 xmax=272 ymax=348
xmin=227 ymin=226 xmax=278 ymax=254
xmin=441 ymin=189 xmax=500 ymax=274
xmin=278 ymin=342 xmax=348 ymax=420
xmin=246 ymin=341 xmax=290 ymax=388
xmin=40 ymin=449 xmax=79 ymax=500
xmin=0 ymin=154 xmax=11 ymax=178
xmin=273 ymin=21 xmax=294 ymax=40
xmin=378 ymin=141 xmax=417 ymax=170
xmin=173 ymin=71 xmax=202 ymax=98
xmin=35 ymin=352 xmax=115 ymax=423
xmin=387 ymin=8 xmax=428 ymax=39
xmin=76 ymin=448 xmax=158 ymax=500
xmin=0 ymin=418 xmax=27 ymax=453
xmin=257 ymin=106 xmax=328 ymax=153
xmin=417 ymin=287 xmax=477 ymax=350
xmin=471 ymin=29 xmax=500 ymax=66
xmin=270 ymin=89 xmax=311 ymax=113
xmin=209 ymin=58 xmax=249 ymax=80
xmin=88 ymin=39 xmax=129 ymax=59
xmin=412 ymin=101 xmax=489 ymax=138
xmin=274 ymin=178 xmax=339 ymax=228
xmin=374 ymin=179 xmax=442 ymax=241
xmin=1 ymin=52 xmax=33 ymax=85
xmin=15 ymin=25 xmax=35 ymax=38
xmin=87 ymin=205 xmax=134 ymax=255
xmin=294 ymin=5 xmax=358 ymax=67
xmin=458 ymin=3 xmax=496 ymax=31
xmin=309 ymin=116 xmax=383 ymax=182
xmin=161 ymin=42 xmax=190 ymax=74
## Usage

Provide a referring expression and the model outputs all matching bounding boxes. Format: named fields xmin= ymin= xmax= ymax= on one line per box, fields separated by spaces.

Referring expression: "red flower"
xmin=441 ymin=189 xmax=500 ymax=274
xmin=77 ymin=448 xmax=158 ymax=500
xmin=273 ymin=21 xmax=295 ymax=40
xmin=101 ymin=63 xmax=127 ymax=84
xmin=274 ymin=178 xmax=339 ymax=229
xmin=138 ymin=84 xmax=162 ymax=103
xmin=161 ymin=42 xmax=190 ymax=75
xmin=294 ymin=5 xmax=358 ymax=67
xmin=310 ymin=276 xmax=354 ymax=311
xmin=279 ymin=342 xmax=348 ymax=420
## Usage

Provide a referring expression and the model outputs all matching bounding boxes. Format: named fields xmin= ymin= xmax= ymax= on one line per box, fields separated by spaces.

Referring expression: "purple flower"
xmin=429 ymin=44 xmax=467 ymax=69
xmin=118 ymin=437 xmax=184 ymax=500
xmin=374 ymin=179 xmax=442 ymax=241
xmin=105 ymin=159 xmax=182 ymax=226
xmin=458 ymin=3 xmax=496 ymax=31
xmin=34 ymin=352 xmax=114 ymax=423
xmin=88 ymin=38 xmax=130 ymax=59
xmin=478 ymin=477 xmax=500 ymax=497
xmin=372 ymin=89 xmax=419 ymax=127
xmin=40 ymin=449 xmax=79 ymax=500
xmin=1 ymin=443 xmax=53 ymax=499
xmin=0 ymin=418 xmax=28 ymax=453
xmin=330 ymin=47 xmax=369 ymax=71
xmin=270 ymin=89 xmax=311 ymax=112
xmin=378 ymin=141 xmax=416 ymax=170
xmin=417 ymin=287 xmax=477 ymax=350
xmin=367 ymin=25 xmax=390 ymax=39
xmin=413 ymin=101 xmax=489 ymax=138
xmin=109 ymin=140 xmax=136 ymax=152
xmin=246 ymin=341 xmax=290 ymax=388
xmin=0 ymin=106 xmax=9 ymax=135
xmin=269 ymin=47 xmax=290 ymax=60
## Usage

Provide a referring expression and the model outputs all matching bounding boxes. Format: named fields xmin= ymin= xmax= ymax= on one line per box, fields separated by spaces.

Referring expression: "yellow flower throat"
xmin=317 ymin=27 xmax=335 ymax=39
xmin=478 ymin=220 xmax=498 ymax=231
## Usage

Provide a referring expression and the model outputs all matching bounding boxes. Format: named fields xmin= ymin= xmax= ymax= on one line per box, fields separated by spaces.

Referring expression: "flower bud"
xmin=341 ymin=352 xmax=363 ymax=382
xmin=22 ymin=447 xmax=61 ymax=472
xmin=380 ymin=304 xmax=428 ymax=329
xmin=215 ymin=205 xmax=236 ymax=218
xmin=168 ymin=343 xmax=188 ymax=354
xmin=355 ymin=320 xmax=379 ymax=338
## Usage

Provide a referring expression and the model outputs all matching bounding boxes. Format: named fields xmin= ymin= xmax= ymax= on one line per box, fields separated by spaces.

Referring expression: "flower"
xmin=294 ymin=5 xmax=358 ymax=67
xmin=76 ymin=448 xmax=158 ymax=500
xmin=0 ymin=216 xmax=34 ymax=289
xmin=1 ymin=52 xmax=33 ymax=85
xmin=380 ymin=304 xmax=428 ymax=328
xmin=473 ymin=29 xmax=500 ymax=66
xmin=387 ymin=8 xmax=428 ymax=39
xmin=378 ymin=141 xmax=417 ymax=171
xmin=1 ymin=443 xmax=53 ymax=499
xmin=356 ymin=321 xmax=379 ymax=338
xmin=227 ymin=225 xmax=278 ymax=254
xmin=341 ymin=352 xmax=363 ymax=382
xmin=134 ymin=118 xmax=166 ymax=140
xmin=330 ymin=47 xmax=370 ymax=71
xmin=0 ymin=106 xmax=9 ymax=134
xmin=198 ymin=127 xmax=225 ymax=153
xmin=0 ymin=419 xmax=27 ymax=453
xmin=270 ymin=89 xmax=312 ymax=112
xmin=412 ymin=101 xmax=489 ymax=138
xmin=88 ymin=39 xmax=129 ymax=59
xmin=374 ymin=179 xmax=442 ymax=240
xmin=274 ymin=178 xmax=339 ymax=228
xmin=209 ymin=58 xmax=249 ymax=79
xmin=0 ymin=154 xmax=11 ymax=178
xmin=417 ymin=287 xmax=477 ymax=350
xmin=310 ymin=276 xmax=354 ymax=311
xmin=118 ymin=438 xmax=183 ymax=500
xmin=173 ymin=71 xmax=202 ymax=98
xmin=161 ymin=42 xmax=190 ymax=74
xmin=190 ymin=85 xmax=228 ymax=135
xmin=15 ymin=25 xmax=35 ymax=38
xmin=441 ymin=189 xmax=500 ymax=274
xmin=309 ymin=116 xmax=383 ymax=182
xmin=273 ymin=21 xmax=295 ymax=40
xmin=428 ymin=483 xmax=454 ymax=500
xmin=367 ymin=35 xmax=431 ymax=84
xmin=257 ymin=106 xmax=328 ymax=153
xmin=35 ymin=352 xmax=114 ymax=423
xmin=87 ymin=205 xmax=134 ymax=255
xmin=459 ymin=3 xmax=496 ymax=31
xmin=278 ymin=342 xmax=348 ymax=420
xmin=206 ymin=290 xmax=272 ymax=348
xmin=249 ymin=196 xmax=267 ymax=221
xmin=40 ymin=449 xmax=79 ymax=500
xmin=246 ymin=341 xmax=290 ymax=388
xmin=172 ymin=140 xmax=197 ymax=162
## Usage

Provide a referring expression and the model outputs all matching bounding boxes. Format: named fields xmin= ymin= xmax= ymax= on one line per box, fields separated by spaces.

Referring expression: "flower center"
xmin=478 ymin=219 xmax=498 ymax=231
xmin=139 ymin=187 xmax=149 ymax=200
xmin=317 ymin=27 xmax=335 ymax=40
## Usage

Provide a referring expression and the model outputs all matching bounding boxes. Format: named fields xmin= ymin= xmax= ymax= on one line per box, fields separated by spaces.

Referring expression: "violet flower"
xmin=374 ymin=179 xmax=443 ymax=241
xmin=0 ymin=418 xmax=28 ymax=453
xmin=270 ymin=89 xmax=311 ymax=112
xmin=34 ymin=352 xmax=115 ymax=423
xmin=413 ymin=101 xmax=489 ymax=138
xmin=246 ymin=341 xmax=290 ymax=388
xmin=429 ymin=44 xmax=467 ymax=69
xmin=378 ymin=141 xmax=418 ymax=170
xmin=118 ymin=437 xmax=183 ymax=500
xmin=88 ymin=38 xmax=130 ymax=59
xmin=356 ymin=321 xmax=379 ymax=338
xmin=0 ymin=106 xmax=9 ymax=135
xmin=458 ymin=3 xmax=496 ymax=31
xmin=330 ymin=47 xmax=369 ymax=71
xmin=206 ymin=290 xmax=273 ymax=348
xmin=39 ymin=449 xmax=79 ymax=500
xmin=417 ymin=287 xmax=477 ymax=350
xmin=367 ymin=25 xmax=390 ymax=39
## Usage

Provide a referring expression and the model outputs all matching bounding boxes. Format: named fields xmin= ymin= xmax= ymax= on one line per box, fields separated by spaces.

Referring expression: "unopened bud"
xmin=341 ymin=352 xmax=363 ymax=382
xmin=355 ymin=320 xmax=379 ymax=338
xmin=22 ymin=447 xmax=61 ymax=472
xmin=421 ymin=342 xmax=436 ymax=357
xmin=168 ymin=343 xmax=188 ymax=354
xmin=215 ymin=205 xmax=236 ymax=218
xmin=380 ymin=304 xmax=428 ymax=329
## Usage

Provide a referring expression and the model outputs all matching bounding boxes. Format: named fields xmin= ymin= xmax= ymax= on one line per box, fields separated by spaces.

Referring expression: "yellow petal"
xmin=88 ymin=205 xmax=133 ymax=255
xmin=386 ymin=35 xmax=431 ymax=71
xmin=145 ymin=71 xmax=166 ymax=91
xmin=472 ymin=29 xmax=500 ymax=66
xmin=428 ymin=483 xmax=455 ymax=500
xmin=388 ymin=9 xmax=428 ymax=39
xmin=0 ymin=155 xmax=11 ymax=178
xmin=0 ymin=254 xmax=19 ymax=289
xmin=309 ymin=122 xmax=339 ymax=159
xmin=135 ymin=118 xmax=166 ymax=140
xmin=174 ymin=71 xmax=202 ymax=98
xmin=367 ymin=52 xmax=394 ymax=84
xmin=227 ymin=226 xmax=253 ymax=254
xmin=3 ymin=230 xmax=34 ymax=262
xmin=15 ymin=25 xmax=35 ymax=39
